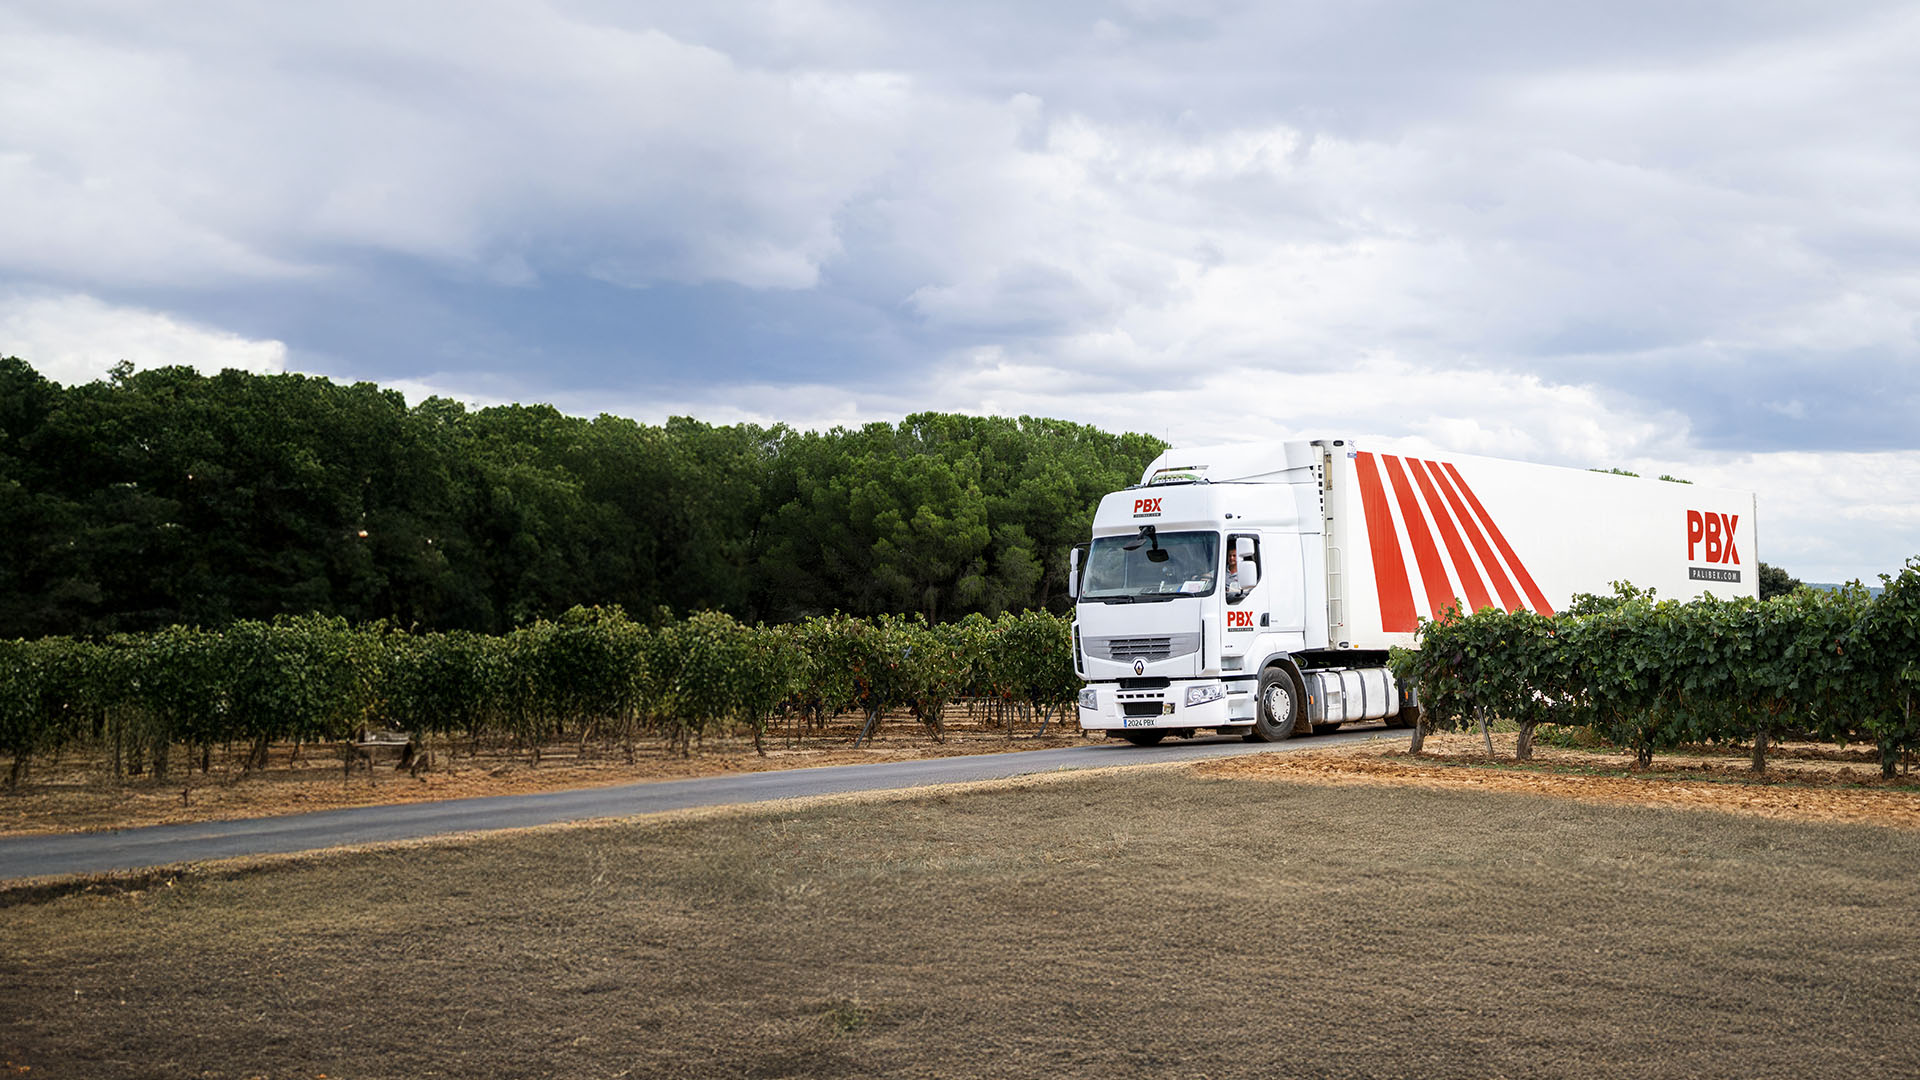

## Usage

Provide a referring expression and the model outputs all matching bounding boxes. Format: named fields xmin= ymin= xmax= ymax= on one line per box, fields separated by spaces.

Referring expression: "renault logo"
xmin=1132 ymin=658 xmax=1146 ymax=676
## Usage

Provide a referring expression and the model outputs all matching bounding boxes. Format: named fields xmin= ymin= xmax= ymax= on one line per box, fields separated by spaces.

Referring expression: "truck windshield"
xmin=1081 ymin=531 xmax=1219 ymax=601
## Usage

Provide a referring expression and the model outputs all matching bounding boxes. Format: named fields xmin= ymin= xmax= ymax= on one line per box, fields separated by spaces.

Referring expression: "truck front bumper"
xmin=1076 ymin=679 xmax=1257 ymax=732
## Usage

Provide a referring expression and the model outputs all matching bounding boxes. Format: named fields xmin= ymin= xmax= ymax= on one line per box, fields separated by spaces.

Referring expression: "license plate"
xmin=1121 ymin=716 xmax=1157 ymax=728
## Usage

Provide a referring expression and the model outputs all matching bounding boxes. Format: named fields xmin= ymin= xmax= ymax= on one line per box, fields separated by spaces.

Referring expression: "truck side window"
xmin=1226 ymin=534 xmax=1260 ymax=602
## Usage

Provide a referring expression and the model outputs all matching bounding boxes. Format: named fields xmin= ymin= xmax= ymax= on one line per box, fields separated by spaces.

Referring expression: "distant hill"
xmin=1807 ymin=582 xmax=1887 ymax=598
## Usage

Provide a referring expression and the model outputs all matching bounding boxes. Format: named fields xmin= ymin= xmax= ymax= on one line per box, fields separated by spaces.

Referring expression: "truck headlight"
xmin=1078 ymin=686 xmax=1098 ymax=711
xmin=1184 ymin=684 xmax=1225 ymax=707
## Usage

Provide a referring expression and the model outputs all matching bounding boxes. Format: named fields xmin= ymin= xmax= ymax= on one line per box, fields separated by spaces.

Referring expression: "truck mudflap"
xmin=1076 ymin=679 xmax=1257 ymax=731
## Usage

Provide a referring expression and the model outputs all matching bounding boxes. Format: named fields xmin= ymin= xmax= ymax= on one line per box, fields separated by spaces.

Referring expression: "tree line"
xmin=0 ymin=607 xmax=1079 ymax=786
xmin=0 ymin=357 xmax=1165 ymax=639
xmin=1396 ymin=560 xmax=1920 ymax=776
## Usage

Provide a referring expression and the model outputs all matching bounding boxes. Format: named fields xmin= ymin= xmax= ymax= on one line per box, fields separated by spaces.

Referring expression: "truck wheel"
xmin=1383 ymin=703 xmax=1419 ymax=729
xmin=1120 ymin=730 xmax=1167 ymax=746
xmin=1249 ymin=667 xmax=1301 ymax=742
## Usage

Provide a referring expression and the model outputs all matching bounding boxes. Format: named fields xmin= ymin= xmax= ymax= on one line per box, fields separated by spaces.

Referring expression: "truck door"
xmin=1225 ymin=533 xmax=1263 ymax=633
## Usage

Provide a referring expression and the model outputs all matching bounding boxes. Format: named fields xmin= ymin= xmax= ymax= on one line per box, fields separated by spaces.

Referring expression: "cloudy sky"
xmin=3 ymin=0 xmax=1916 ymax=582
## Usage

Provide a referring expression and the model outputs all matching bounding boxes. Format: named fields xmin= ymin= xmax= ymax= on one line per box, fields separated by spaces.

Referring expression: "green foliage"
xmin=787 ymin=614 xmax=867 ymax=726
xmin=1586 ymin=468 xmax=1690 ymax=484
xmin=994 ymin=608 xmax=1080 ymax=717
xmin=539 ymin=606 xmax=651 ymax=748
xmin=1401 ymin=563 xmax=1920 ymax=770
xmin=0 ymin=356 xmax=1164 ymax=772
xmin=0 ymin=359 xmax=1164 ymax=636
xmin=13 ymin=564 xmax=1920 ymax=782
xmin=732 ymin=623 xmax=801 ymax=752
xmin=1411 ymin=603 xmax=1570 ymax=757
xmin=123 ymin=625 xmax=226 ymax=778
xmin=0 ymin=606 xmax=1086 ymax=777
xmin=1852 ymin=562 xmax=1920 ymax=776
xmin=0 ymin=637 xmax=94 ymax=786
xmin=375 ymin=628 xmax=510 ymax=742
xmin=222 ymin=615 xmax=374 ymax=769
xmin=875 ymin=614 xmax=959 ymax=738
xmin=1757 ymin=561 xmax=1802 ymax=600
xmin=652 ymin=610 xmax=774 ymax=753
xmin=1562 ymin=581 xmax=1654 ymax=617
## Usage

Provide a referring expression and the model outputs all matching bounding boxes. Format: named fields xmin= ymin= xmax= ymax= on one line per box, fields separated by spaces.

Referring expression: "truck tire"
xmin=1383 ymin=702 xmax=1419 ymax=729
xmin=1248 ymin=667 xmax=1302 ymax=742
xmin=1120 ymin=730 xmax=1167 ymax=746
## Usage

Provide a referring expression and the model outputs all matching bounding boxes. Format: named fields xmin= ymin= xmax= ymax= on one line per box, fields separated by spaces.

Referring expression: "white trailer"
xmin=1069 ymin=439 xmax=1757 ymax=744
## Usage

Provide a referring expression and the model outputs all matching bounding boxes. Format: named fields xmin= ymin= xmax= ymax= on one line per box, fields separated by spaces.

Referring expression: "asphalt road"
xmin=0 ymin=728 xmax=1390 ymax=881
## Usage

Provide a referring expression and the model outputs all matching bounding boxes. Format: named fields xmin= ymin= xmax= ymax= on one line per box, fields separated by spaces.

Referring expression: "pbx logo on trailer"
xmin=1687 ymin=510 xmax=1742 ymax=582
xmin=1132 ymin=497 xmax=1163 ymax=517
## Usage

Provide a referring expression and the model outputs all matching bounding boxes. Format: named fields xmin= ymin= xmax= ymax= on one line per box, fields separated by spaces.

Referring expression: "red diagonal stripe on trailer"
xmin=1424 ymin=459 xmax=1521 ymax=611
xmin=1353 ymin=452 xmax=1418 ymax=632
xmin=1381 ymin=454 xmax=1457 ymax=620
xmin=1441 ymin=461 xmax=1555 ymax=615
xmin=1408 ymin=458 xmax=1492 ymax=614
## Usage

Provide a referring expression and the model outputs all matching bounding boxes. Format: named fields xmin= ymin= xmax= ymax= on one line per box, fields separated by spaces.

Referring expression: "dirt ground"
xmin=0 ymin=708 xmax=1094 ymax=836
xmin=1202 ymin=730 xmax=1920 ymax=831
xmin=6 ymin=770 xmax=1919 ymax=1079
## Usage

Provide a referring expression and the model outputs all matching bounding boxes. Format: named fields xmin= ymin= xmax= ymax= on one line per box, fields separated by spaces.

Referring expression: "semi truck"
xmin=1068 ymin=439 xmax=1758 ymax=744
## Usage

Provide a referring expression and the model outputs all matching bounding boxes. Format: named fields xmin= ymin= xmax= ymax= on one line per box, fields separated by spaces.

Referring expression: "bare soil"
xmin=0 ymin=707 xmax=1092 ymax=836
xmin=5 ymin=770 xmax=1919 ymax=1079
xmin=1202 ymin=730 xmax=1920 ymax=830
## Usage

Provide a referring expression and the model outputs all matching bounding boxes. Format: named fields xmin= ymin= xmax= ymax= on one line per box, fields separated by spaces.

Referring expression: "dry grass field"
xmin=6 ymin=765 xmax=1920 ymax=1079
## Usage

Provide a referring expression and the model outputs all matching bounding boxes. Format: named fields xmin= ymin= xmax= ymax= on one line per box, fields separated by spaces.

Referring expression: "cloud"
xmin=0 ymin=3 xmax=914 ymax=292
xmin=0 ymin=292 xmax=287 ymax=385
xmin=7 ymin=2 xmax=1916 ymax=425
xmin=854 ymin=84 xmax=1920 ymax=445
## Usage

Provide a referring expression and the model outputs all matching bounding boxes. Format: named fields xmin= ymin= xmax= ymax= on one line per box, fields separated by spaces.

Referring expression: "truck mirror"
xmin=1068 ymin=547 xmax=1081 ymax=599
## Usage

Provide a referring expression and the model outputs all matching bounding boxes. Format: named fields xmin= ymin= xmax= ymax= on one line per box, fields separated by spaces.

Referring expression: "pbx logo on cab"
xmin=1132 ymin=497 xmax=1163 ymax=517
xmin=1686 ymin=510 xmax=1742 ymax=582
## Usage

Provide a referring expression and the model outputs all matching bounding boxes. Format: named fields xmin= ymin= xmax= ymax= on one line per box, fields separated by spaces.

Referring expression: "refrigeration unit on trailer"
xmin=1068 ymin=439 xmax=1757 ymax=745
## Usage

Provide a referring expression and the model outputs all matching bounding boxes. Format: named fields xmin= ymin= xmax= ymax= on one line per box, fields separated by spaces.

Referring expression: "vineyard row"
xmin=1395 ymin=559 xmax=1920 ymax=775
xmin=0 ymin=608 xmax=1078 ymax=784
xmin=5 ymin=558 xmax=1918 ymax=787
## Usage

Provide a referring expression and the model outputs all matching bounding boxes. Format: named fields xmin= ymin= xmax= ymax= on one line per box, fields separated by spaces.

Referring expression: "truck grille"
xmin=1107 ymin=637 xmax=1172 ymax=660
xmin=1087 ymin=633 xmax=1200 ymax=663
